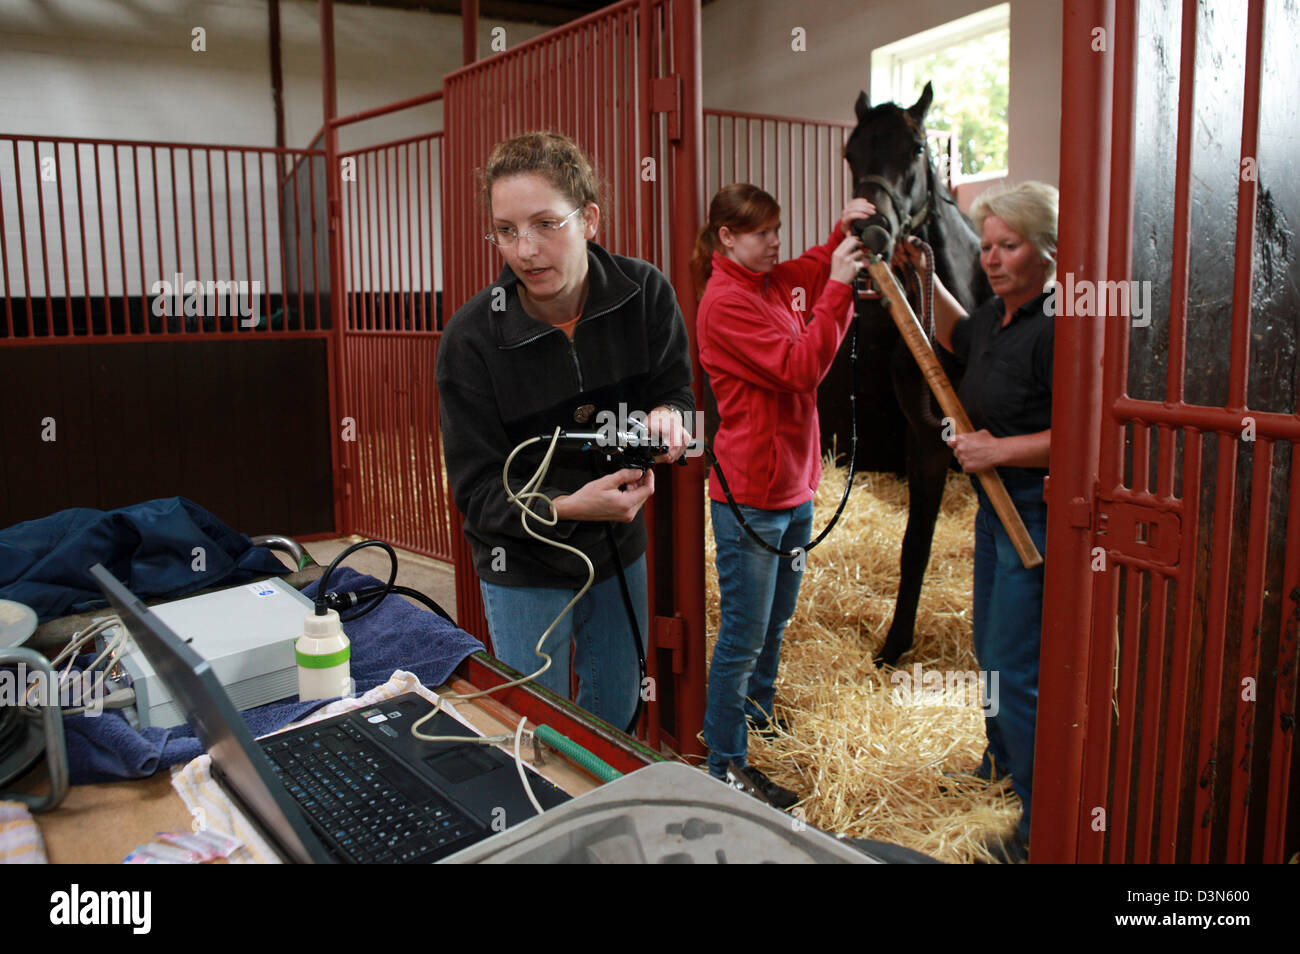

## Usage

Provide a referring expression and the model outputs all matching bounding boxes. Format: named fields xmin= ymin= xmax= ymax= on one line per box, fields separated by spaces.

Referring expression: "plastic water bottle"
xmin=296 ymin=608 xmax=352 ymax=700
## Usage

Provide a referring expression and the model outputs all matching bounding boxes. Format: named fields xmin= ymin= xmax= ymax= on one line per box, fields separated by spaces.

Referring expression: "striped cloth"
xmin=0 ymin=801 xmax=48 ymax=864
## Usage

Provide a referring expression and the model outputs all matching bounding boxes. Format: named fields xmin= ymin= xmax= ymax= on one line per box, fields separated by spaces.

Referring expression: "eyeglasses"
xmin=484 ymin=208 xmax=584 ymax=247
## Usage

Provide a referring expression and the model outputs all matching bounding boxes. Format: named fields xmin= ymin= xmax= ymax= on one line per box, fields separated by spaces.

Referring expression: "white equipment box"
xmin=118 ymin=579 xmax=313 ymax=728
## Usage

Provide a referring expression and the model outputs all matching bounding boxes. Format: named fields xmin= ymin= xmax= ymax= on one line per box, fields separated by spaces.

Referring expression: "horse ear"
xmin=854 ymin=91 xmax=871 ymax=122
xmin=908 ymin=82 xmax=934 ymax=123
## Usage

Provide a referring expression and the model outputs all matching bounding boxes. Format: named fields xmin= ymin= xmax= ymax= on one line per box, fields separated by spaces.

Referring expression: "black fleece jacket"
xmin=435 ymin=242 xmax=695 ymax=588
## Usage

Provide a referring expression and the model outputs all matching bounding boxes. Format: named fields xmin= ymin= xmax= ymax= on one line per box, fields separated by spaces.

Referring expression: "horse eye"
xmin=913 ymin=143 xmax=925 ymax=157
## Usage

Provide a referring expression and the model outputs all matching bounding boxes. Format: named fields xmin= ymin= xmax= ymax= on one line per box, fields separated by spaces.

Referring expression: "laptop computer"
xmin=89 ymin=564 xmax=569 ymax=864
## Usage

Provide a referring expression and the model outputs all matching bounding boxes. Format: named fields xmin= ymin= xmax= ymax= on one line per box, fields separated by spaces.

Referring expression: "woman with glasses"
xmin=435 ymin=132 xmax=693 ymax=731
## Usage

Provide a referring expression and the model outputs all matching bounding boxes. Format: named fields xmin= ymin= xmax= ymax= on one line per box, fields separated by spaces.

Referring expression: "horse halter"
xmin=854 ymin=165 xmax=948 ymax=429
xmin=855 ymin=172 xmax=933 ymax=240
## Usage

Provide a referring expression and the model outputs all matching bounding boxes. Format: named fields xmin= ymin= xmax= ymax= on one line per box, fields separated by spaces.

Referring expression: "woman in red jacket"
xmin=693 ymin=184 xmax=872 ymax=806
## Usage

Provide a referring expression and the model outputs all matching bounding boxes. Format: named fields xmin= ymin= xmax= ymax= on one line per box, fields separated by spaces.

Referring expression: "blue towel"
xmin=62 ymin=568 xmax=484 ymax=783
xmin=0 ymin=497 xmax=289 ymax=623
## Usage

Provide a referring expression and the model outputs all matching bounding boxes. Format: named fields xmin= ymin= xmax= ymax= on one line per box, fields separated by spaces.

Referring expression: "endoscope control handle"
xmin=851 ymin=215 xmax=893 ymax=256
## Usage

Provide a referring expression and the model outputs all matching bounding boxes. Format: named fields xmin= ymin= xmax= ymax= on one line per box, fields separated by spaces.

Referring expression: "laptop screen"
xmin=90 ymin=563 xmax=332 ymax=863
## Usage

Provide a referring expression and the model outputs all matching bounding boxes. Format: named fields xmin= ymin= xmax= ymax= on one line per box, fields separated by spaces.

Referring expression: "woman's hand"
xmin=647 ymin=405 xmax=688 ymax=463
xmin=839 ymin=198 xmax=877 ymax=236
xmin=892 ymin=234 xmax=925 ymax=270
xmin=947 ymin=428 xmax=1051 ymax=472
xmin=947 ymin=429 xmax=1003 ymax=473
xmin=551 ymin=468 xmax=655 ymax=522
xmin=829 ymin=234 xmax=868 ymax=285
xmin=894 ymin=235 xmax=965 ymax=352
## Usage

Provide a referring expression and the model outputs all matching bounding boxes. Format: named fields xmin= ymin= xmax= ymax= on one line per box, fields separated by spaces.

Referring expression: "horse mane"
xmin=921 ymin=165 xmax=989 ymax=313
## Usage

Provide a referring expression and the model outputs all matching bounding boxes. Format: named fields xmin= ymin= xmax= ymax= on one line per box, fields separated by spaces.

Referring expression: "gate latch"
xmin=1095 ymin=498 xmax=1181 ymax=567
xmin=653 ymin=614 xmax=685 ymax=674
xmin=650 ymin=75 xmax=682 ymax=141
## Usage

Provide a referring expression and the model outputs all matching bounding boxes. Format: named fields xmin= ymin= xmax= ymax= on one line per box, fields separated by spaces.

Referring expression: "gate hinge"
xmin=650 ymin=75 xmax=682 ymax=141
xmin=1095 ymin=496 xmax=1182 ymax=567
xmin=653 ymin=614 xmax=685 ymax=674
xmin=1067 ymin=496 xmax=1091 ymax=529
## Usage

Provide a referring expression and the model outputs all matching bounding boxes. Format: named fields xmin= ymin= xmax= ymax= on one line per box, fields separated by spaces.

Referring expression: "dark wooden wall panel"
xmin=0 ymin=338 xmax=335 ymax=539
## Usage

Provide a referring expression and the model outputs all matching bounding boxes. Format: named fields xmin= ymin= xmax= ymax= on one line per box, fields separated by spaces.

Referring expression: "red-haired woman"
xmin=694 ymin=184 xmax=872 ymax=806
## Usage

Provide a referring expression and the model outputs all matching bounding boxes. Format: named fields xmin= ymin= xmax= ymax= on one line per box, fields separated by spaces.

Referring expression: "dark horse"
xmin=823 ymin=82 xmax=991 ymax=666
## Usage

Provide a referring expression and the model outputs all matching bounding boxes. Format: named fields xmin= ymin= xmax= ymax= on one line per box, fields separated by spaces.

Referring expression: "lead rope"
xmin=901 ymin=237 xmax=946 ymax=430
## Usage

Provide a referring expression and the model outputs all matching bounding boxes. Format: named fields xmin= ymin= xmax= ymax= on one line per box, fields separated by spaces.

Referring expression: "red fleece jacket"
xmin=698 ymin=229 xmax=855 ymax=509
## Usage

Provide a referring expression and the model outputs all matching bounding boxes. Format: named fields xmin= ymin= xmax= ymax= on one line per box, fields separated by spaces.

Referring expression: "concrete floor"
xmin=285 ymin=536 xmax=458 ymax=622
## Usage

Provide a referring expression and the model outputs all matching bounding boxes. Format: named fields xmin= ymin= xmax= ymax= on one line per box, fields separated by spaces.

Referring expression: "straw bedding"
xmin=702 ymin=465 xmax=1022 ymax=863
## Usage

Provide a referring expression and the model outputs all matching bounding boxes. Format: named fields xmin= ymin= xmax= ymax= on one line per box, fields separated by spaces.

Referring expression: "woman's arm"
xmin=894 ymin=237 xmax=967 ymax=353
xmin=948 ymin=428 xmax=1051 ymax=472
xmin=701 ymin=235 xmax=865 ymax=394
xmin=777 ymin=199 xmax=876 ymax=293
xmin=639 ymin=265 xmax=695 ymax=463
xmin=702 ymin=281 xmax=853 ymax=394
xmin=551 ymin=468 xmax=655 ymax=521
xmin=436 ymin=329 xmax=654 ymax=536
xmin=930 ymin=278 xmax=968 ymax=355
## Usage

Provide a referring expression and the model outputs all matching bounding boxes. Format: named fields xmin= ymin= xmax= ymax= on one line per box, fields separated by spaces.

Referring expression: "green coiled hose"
xmin=534 ymin=724 xmax=622 ymax=783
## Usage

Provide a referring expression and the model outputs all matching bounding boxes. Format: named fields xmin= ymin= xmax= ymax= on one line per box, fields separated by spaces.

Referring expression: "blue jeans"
xmin=971 ymin=475 xmax=1048 ymax=841
xmin=480 ymin=554 xmax=648 ymax=731
xmin=704 ymin=498 xmax=813 ymax=778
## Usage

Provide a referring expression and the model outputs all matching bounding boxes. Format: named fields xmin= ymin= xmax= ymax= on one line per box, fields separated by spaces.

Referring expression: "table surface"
xmin=13 ymin=682 xmax=602 ymax=864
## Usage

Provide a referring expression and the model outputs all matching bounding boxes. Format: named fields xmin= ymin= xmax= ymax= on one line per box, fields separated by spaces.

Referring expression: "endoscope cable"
xmin=409 ymin=427 xmax=594 ymax=748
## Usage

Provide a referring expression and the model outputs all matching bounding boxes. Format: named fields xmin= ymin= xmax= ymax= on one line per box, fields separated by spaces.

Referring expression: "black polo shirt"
xmin=945 ymin=290 xmax=1053 ymax=481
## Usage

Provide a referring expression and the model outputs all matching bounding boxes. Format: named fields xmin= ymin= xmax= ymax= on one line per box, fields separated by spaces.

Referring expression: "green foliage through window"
xmin=885 ymin=26 xmax=1010 ymax=179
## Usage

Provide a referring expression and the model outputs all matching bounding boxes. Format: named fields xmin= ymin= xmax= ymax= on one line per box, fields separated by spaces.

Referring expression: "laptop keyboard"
xmin=262 ymin=720 xmax=484 ymax=864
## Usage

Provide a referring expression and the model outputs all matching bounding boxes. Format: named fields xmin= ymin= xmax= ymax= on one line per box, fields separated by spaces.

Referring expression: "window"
xmin=870 ymin=4 xmax=1010 ymax=184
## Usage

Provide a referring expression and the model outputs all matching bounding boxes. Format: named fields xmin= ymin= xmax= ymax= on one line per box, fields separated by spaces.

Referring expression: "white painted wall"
xmin=0 ymin=0 xmax=274 ymax=146
xmin=0 ymin=0 xmax=545 ymax=147
xmin=0 ymin=0 xmax=545 ymax=297
xmin=0 ymin=0 xmax=1059 ymax=300
xmin=702 ymin=0 xmax=1062 ymax=188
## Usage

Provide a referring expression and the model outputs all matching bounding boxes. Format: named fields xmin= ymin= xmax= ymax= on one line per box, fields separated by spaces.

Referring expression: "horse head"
xmin=843 ymin=82 xmax=939 ymax=260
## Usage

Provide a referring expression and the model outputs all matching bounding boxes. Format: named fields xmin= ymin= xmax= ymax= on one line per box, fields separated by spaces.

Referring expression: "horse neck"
xmin=920 ymin=195 xmax=990 ymax=314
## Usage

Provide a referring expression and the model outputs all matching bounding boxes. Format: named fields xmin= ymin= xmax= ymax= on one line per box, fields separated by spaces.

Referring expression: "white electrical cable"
xmin=24 ymin=616 xmax=129 ymax=714
xmin=410 ymin=426 xmax=594 ymax=749
xmin=45 ymin=616 xmax=118 ymax=672
xmin=513 ymin=715 xmax=543 ymax=815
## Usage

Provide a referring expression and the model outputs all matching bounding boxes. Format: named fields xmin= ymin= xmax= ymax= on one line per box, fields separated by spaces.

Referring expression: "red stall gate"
xmin=328 ymin=93 xmax=457 ymax=562
xmin=1038 ymin=0 xmax=1298 ymax=864
xmin=440 ymin=0 xmax=705 ymax=754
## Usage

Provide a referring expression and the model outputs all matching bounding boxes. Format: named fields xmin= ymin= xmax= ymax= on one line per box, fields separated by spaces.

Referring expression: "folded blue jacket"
xmin=0 ymin=497 xmax=288 ymax=623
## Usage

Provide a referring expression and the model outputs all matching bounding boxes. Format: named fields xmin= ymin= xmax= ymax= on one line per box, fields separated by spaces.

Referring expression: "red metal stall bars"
xmin=0 ymin=135 xmax=328 ymax=344
xmin=439 ymin=0 xmax=705 ymax=755
xmin=1038 ymin=0 xmax=1297 ymax=863
xmin=324 ymin=91 xmax=455 ymax=563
